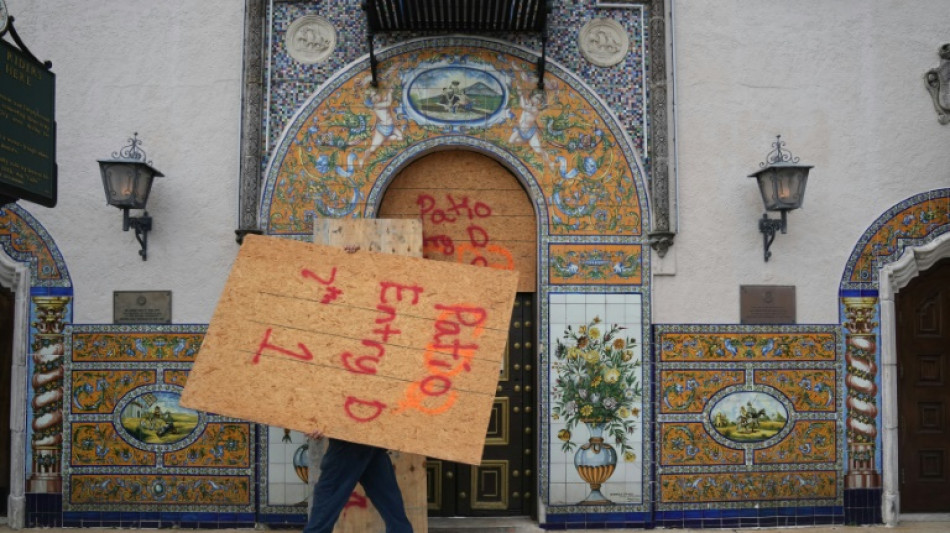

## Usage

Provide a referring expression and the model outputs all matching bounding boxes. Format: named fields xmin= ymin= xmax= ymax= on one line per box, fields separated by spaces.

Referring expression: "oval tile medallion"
xmin=709 ymin=391 xmax=788 ymax=443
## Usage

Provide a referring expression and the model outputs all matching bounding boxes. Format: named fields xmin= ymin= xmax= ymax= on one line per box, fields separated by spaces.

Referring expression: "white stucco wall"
xmin=6 ymin=0 xmax=245 ymax=323
xmin=653 ymin=0 xmax=950 ymax=324
xmin=6 ymin=1 xmax=949 ymax=327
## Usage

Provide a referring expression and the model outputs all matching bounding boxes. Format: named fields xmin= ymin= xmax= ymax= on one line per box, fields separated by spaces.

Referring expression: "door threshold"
xmin=428 ymin=516 xmax=539 ymax=531
xmin=900 ymin=513 xmax=950 ymax=522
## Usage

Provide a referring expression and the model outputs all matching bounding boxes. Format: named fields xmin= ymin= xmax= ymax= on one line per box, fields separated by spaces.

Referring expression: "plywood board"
xmin=311 ymin=218 xmax=426 ymax=533
xmin=180 ymin=231 xmax=518 ymax=465
xmin=378 ymin=150 xmax=537 ymax=292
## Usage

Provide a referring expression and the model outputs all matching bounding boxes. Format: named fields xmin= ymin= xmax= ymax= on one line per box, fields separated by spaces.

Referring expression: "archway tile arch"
xmin=261 ymin=38 xmax=648 ymax=243
xmin=838 ymin=187 xmax=950 ymax=525
xmin=0 ymin=204 xmax=71 ymax=286
xmin=260 ymin=36 xmax=655 ymax=524
xmin=842 ymin=190 xmax=950 ymax=289
xmin=264 ymin=3 xmax=650 ymax=162
xmin=0 ymin=204 xmax=72 ymax=528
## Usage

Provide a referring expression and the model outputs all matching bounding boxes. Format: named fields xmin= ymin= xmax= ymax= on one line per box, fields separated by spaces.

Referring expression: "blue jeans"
xmin=303 ymin=439 xmax=413 ymax=533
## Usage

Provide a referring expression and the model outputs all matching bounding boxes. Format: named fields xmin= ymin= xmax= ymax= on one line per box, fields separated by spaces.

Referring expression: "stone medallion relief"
xmin=285 ymin=15 xmax=337 ymax=64
xmin=579 ymin=18 xmax=629 ymax=67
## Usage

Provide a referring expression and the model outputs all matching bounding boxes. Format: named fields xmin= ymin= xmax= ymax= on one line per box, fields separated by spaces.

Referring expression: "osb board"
xmin=180 ymin=232 xmax=518 ymax=465
xmin=311 ymin=218 xmax=426 ymax=533
xmin=313 ymin=217 xmax=423 ymax=256
xmin=378 ymin=150 xmax=537 ymax=292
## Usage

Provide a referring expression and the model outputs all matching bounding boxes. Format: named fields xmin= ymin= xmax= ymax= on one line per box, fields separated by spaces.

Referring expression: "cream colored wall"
xmin=8 ymin=0 xmax=949 ymax=326
xmin=6 ymin=0 xmax=244 ymax=323
xmin=653 ymin=0 xmax=950 ymax=324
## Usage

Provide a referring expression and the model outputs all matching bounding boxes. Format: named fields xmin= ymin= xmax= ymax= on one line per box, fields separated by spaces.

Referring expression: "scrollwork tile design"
xmin=655 ymin=325 xmax=843 ymax=510
xmin=63 ymin=325 xmax=255 ymax=512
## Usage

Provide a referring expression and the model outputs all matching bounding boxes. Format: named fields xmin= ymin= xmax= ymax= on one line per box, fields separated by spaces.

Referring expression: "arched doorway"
xmin=895 ymin=258 xmax=950 ymax=513
xmin=378 ymin=150 xmax=538 ymax=517
xmin=874 ymin=229 xmax=950 ymax=524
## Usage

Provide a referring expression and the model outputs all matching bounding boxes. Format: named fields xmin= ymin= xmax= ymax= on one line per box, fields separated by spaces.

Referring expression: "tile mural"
xmin=261 ymin=40 xmax=647 ymax=241
xmin=654 ymin=325 xmax=843 ymax=511
xmin=63 ymin=326 xmax=256 ymax=514
xmin=546 ymin=293 xmax=648 ymax=509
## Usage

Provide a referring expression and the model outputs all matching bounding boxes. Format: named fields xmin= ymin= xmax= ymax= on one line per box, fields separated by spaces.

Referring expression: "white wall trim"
xmin=0 ymin=250 xmax=31 ymax=530
xmin=878 ymin=232 xmax=950 ymax=526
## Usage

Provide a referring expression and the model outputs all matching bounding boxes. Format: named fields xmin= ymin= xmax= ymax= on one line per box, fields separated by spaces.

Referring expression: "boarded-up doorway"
xmin=896 ymin=258 xmax=950 ymax=513
xmin=378 ymin=151 xmax=537 ymax=517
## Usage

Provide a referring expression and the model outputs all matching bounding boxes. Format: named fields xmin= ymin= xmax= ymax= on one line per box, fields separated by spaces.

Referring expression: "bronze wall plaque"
xmin=740 ymin=285 xmax=795 ymax=324
xmin=114 ymin=291 xmax=172 ymax=324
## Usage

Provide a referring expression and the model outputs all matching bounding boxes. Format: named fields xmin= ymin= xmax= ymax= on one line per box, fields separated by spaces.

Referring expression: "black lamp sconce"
xmin=748 ymin=135 xmax=812 ymax=262
xmin=98 ymin=133 xmax=164 ymax=260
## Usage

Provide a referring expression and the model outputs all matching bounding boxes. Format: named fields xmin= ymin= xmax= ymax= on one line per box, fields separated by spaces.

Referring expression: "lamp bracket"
xmin=123 ymin=208 xmax=152 ymax=261
xmin=759 ymin=211 xmax=787 ymax=262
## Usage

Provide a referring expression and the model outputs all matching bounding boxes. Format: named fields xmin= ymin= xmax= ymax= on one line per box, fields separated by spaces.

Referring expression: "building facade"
xmin=1 ymin=0 xmax=948 ymax=529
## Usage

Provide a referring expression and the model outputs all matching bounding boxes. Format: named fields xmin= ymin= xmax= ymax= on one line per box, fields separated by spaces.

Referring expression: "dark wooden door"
xmin=427 ymin=293 xmax=536 ymax=517
xmin=897 ymin=258 xmax=950 ymax=512
xmin=0 ymin=284 xmax=14 ymax=516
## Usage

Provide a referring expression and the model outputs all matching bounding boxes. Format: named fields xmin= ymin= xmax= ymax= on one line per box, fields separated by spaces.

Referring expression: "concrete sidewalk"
xmin=423 ymin=517 xmax=950 ymax=532
xmin=2 ymin=517 xmax=950 ymax=533
xmin=3 ymin=522 xmax=950 ymax=533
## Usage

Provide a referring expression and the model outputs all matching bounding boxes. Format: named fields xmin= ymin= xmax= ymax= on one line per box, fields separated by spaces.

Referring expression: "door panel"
xmin=427 ymin=293 xmax=536 ymax=516
xmin=897 ymin=258 xmax=950 ymax=512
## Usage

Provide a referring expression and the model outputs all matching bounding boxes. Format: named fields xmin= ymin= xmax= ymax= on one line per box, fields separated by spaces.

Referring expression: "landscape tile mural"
xmin=63 ymin=325 xmax=256 ymax=514
xmin=654 ymin=325 xmax=843 ymax=511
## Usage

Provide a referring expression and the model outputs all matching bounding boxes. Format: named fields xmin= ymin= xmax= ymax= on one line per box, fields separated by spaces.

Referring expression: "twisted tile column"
xmin=28 ymin=296 xmax=70 ymax=493
xmin=843 ymin=296 xmax=881 ymax=489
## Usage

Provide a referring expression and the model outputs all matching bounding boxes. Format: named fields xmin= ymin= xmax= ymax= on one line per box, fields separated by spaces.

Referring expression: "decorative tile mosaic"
xmin=0 ymin=203 xmax=70 ymax=285
xmin=841 ymin=189 xmax=950 ymax=288
xmin=258 ymin=426 xmax=311 ymax=514
xmin=258 ymin=3 xmax=658 ymax=526
xmin=265 ymin=2 xmax=648 ymax=160
xmin=260 ymin=33 xmax=655 ymax=528
xmin=545 ymin=292 xmax=651 ymax=513
xmin=654 ymin=325 xmax=843 ymax=511
xmin=262 ymin=40 xmax=646 ymax=240
xmin=63 ymin=325 xmax=256 ymax=513
xmin=549 ymin=244 xmax=642 ymax=285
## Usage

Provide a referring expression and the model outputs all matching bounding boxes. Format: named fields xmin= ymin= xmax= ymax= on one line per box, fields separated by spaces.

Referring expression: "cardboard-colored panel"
xmin=181 ymin=232 xmax=518 ymax=465
xmin=311 ymin=219 xmax=426 ymax=533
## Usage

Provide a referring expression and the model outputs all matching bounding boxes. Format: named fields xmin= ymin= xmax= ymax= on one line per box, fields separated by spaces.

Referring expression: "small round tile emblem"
xmin=286 ymin=15 xmax=337 ymax=64
xmin=578 ymin=18 xmax=629 ymax=67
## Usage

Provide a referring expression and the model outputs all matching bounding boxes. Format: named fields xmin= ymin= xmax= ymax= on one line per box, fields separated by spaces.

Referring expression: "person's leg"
xmin=359 ymin=449 xmax=413 ymax=533
xmin=303 ymin=439 xmax=374 ymax=533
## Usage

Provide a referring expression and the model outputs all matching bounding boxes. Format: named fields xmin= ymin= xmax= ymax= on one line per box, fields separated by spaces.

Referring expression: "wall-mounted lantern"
xmin=98 ymin=133 xmax=164 ymax=261
xmin=748 ymin=135 xmax=811 ymax=262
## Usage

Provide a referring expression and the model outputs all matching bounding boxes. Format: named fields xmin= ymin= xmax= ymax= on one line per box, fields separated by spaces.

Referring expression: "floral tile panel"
xmin=547 ymin=293 xmax=645 ymax=507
